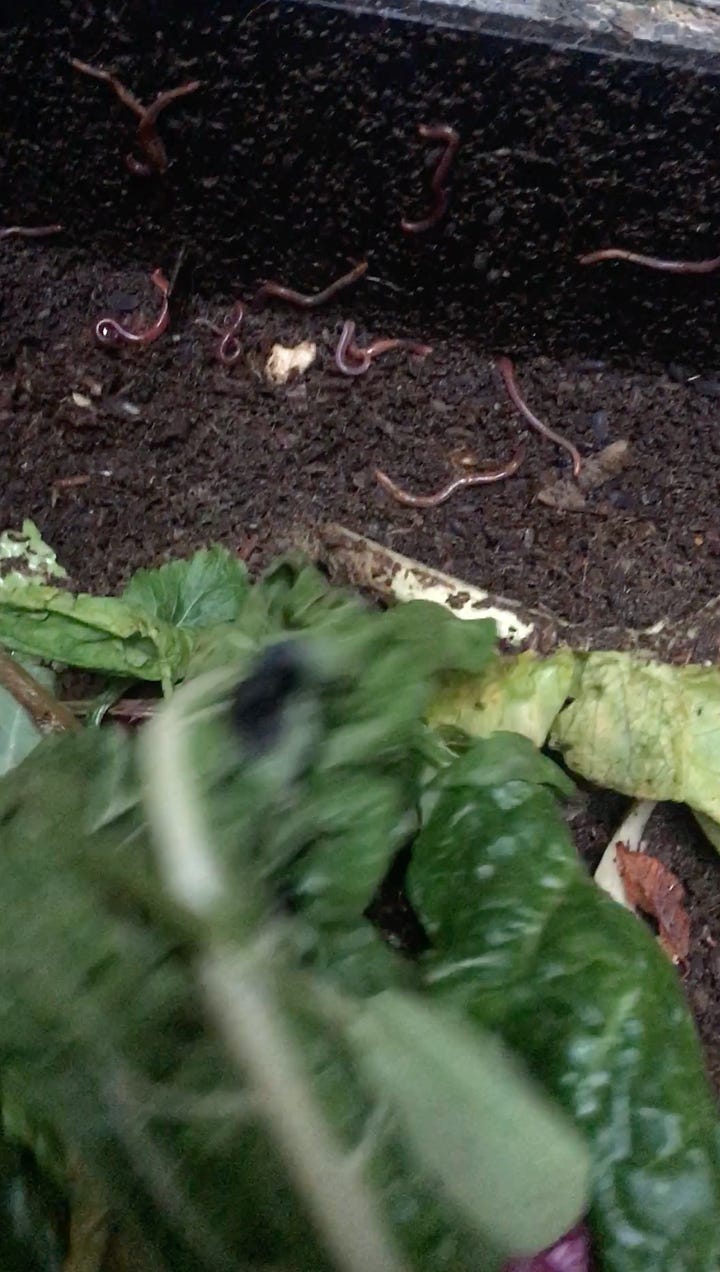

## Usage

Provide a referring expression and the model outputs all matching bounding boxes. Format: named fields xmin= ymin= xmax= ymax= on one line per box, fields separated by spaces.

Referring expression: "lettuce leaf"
xmin=550 ymin=653 xmax=720 ymax=824
xmin=0 ymin=520 xmax=67 ymax=588
xmin=428 ymin=650 xmax=577 ymax=747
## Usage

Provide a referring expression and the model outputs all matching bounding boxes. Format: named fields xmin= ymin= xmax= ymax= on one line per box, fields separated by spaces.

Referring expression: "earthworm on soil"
xmin=217 ymin=303 xmax=245 ymax=365
xmin=375 ymin=444 xmax=525 ymax=507
xmin=335 ymin=321 xmax=369 ymax=376
xmin=401 ymin=123 xmax=460 ymax=234
xmin=70 ymin=57 xmax=200 ymax=175
xmin=255 ymin=261 xmax=368 ymax=309
xmin=335 ymin=320 xmax=432 ymax=375
xmin=0 ymin=225 xmax=63 ymax=239
xmin=95 ymin=268 xmax=170 ymax=346
xmin=578 ymin=248 xmax=720 ymax=274
xmin=495 ymin=356 xmax=582 ymax=478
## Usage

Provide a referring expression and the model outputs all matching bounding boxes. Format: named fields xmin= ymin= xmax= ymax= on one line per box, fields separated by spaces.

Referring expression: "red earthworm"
xmin=128 ymin=81 xmax=201 ymax=176
xmin=70 ymin=57 xmax=144 ymax=114
xmin=52 ymin=474 xmax=92 ymax=491
xmin=495 ymin=356 xmax=582 ymax=478
xmin=401 ymin=123 xmax=460 ymax=234
xmin=254 ymin=260 xmax=368 ymax=308
xmin=578 ymin=247 xmax=720 ymax=274
xmin=217 ymin=302 xmax=245 ymax=365
xmin=95 ymin=268 xmax=170 ymax=347
xmin=375 ymin=444 xmax=525 ymax=508
xmin=70 ymin=57 xmax=200 ymax=176
xmin=335 ymin=320 xmax=432 ymax=375
xmin=0 ymin=224 xmax=63 ymax=239
xmin=335 ymin=320 xmax=370 ymax=375
xmin=362 ymin=335 xmax=432 ymax=360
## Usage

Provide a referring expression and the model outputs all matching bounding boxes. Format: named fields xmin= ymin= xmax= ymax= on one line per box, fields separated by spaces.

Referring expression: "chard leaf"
xmin=122 ymin=547 xmax=250 ymax=630
xmin=408 ymin=732 xmax=720 ymax=1272
xmin=550 ymin=653 xmax=720 ymax=823
xmin=0 ymin=584 xmax=192 ymax=682
xmin=427 ymin=650 xmax=577 ymax=747
xmin=348 ymin=990 xmax=590 ymax=1257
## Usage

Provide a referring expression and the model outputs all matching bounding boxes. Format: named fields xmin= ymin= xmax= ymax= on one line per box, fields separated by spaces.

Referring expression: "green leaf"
xmin=0 ymin=583 xmax=192 ymax=682
xmin=550 ymin=653 xmax=720 ymax=823
xmin=408 ymin=733 xmax=720 ymax=1272
xmin=693 ymin=809 xmax=720 ymax=853
xmin=0 ymin=1134 xmax=67 ymax=1272
xmin=0 ymin=521 xmax=67 ymax=587
xmin=348 ymin=990 xmax=590 ymax=1257
xmin=0 ymin=722 xmax=502 ymax=1272
xmin=0 ymin=657 xmax=55 ymax=777
xmin=379 ymin=603 xmax=496 ymax=677
xmin=428 ymin=649 xmax=577 ymax=747
xmin=122 ymin=547 xmax=249 ymax=630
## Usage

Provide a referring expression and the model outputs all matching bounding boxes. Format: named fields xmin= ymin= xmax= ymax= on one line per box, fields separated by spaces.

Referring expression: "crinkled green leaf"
xmin=0 ymin=521 xmax=67 ymax=588
xmin=348 ymin=990 xmax=590 ymax=1257
xmin=550 ymin=653 xmax=720 ymax=823
xmin=122 ymin=547 xmax=249 ymax=630
xmin=0 ymin=657 xmax=55 ymax=777
xmin=0 ymin=584 xmax=192 ymax=682
xmin=407 ymin=732 xmax=720 ymax=1272
xmin=428 ymin=650 xmax=577 ymax=747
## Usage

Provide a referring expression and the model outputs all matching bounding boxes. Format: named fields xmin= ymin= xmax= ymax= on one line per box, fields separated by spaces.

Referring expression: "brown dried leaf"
xmin=615 ymin=844 xmax=690 ymax=963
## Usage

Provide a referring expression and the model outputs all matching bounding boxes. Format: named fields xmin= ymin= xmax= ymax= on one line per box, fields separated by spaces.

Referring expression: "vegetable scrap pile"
xmin=1 ymin=521 xmax=719 ymax=1272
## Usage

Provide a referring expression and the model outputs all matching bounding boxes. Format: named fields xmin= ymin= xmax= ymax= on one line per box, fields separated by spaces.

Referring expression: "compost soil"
xmin=3 ymin=242 xmax=720 ymax=1088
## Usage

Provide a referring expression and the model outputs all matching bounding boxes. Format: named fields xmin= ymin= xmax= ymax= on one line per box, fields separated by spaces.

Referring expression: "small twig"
xmin=0 ymin=224 xmax=63 ymax=240
xmin=578 ymin=247 xmax=720 ymax=274
xmin=95 ymin=268 xmax=170 ymax=347
xmin=167 ymin=242 xmax=188 ymax=295
xmin=401 ymin=123 xmax=459 ymax=234
xmin=0 ymin=646 xmax=81 ymax=733
xmin=70 ymin=57 xmax=200 ymax=176
xmin=375 ymin=444 xmax=525 ymax=507
xmin=495 ymin=356 xmax=582 ymax=478
xmin=254 ymin=261 xmax=368 ymax=309
xmin=335 ymin=319 xmax=432 ymax=375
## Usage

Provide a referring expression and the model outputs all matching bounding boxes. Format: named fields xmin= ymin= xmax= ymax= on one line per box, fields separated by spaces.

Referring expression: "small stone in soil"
xmin=106 ymin=290 xmax=141 ymax=312
xmin=590 ymin=409 xmax=610 ymax=446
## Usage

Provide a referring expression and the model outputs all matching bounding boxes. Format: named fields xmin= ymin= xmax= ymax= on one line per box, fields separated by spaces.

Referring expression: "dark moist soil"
xmin=3 ymin=243 xmax=720 ymax=1089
